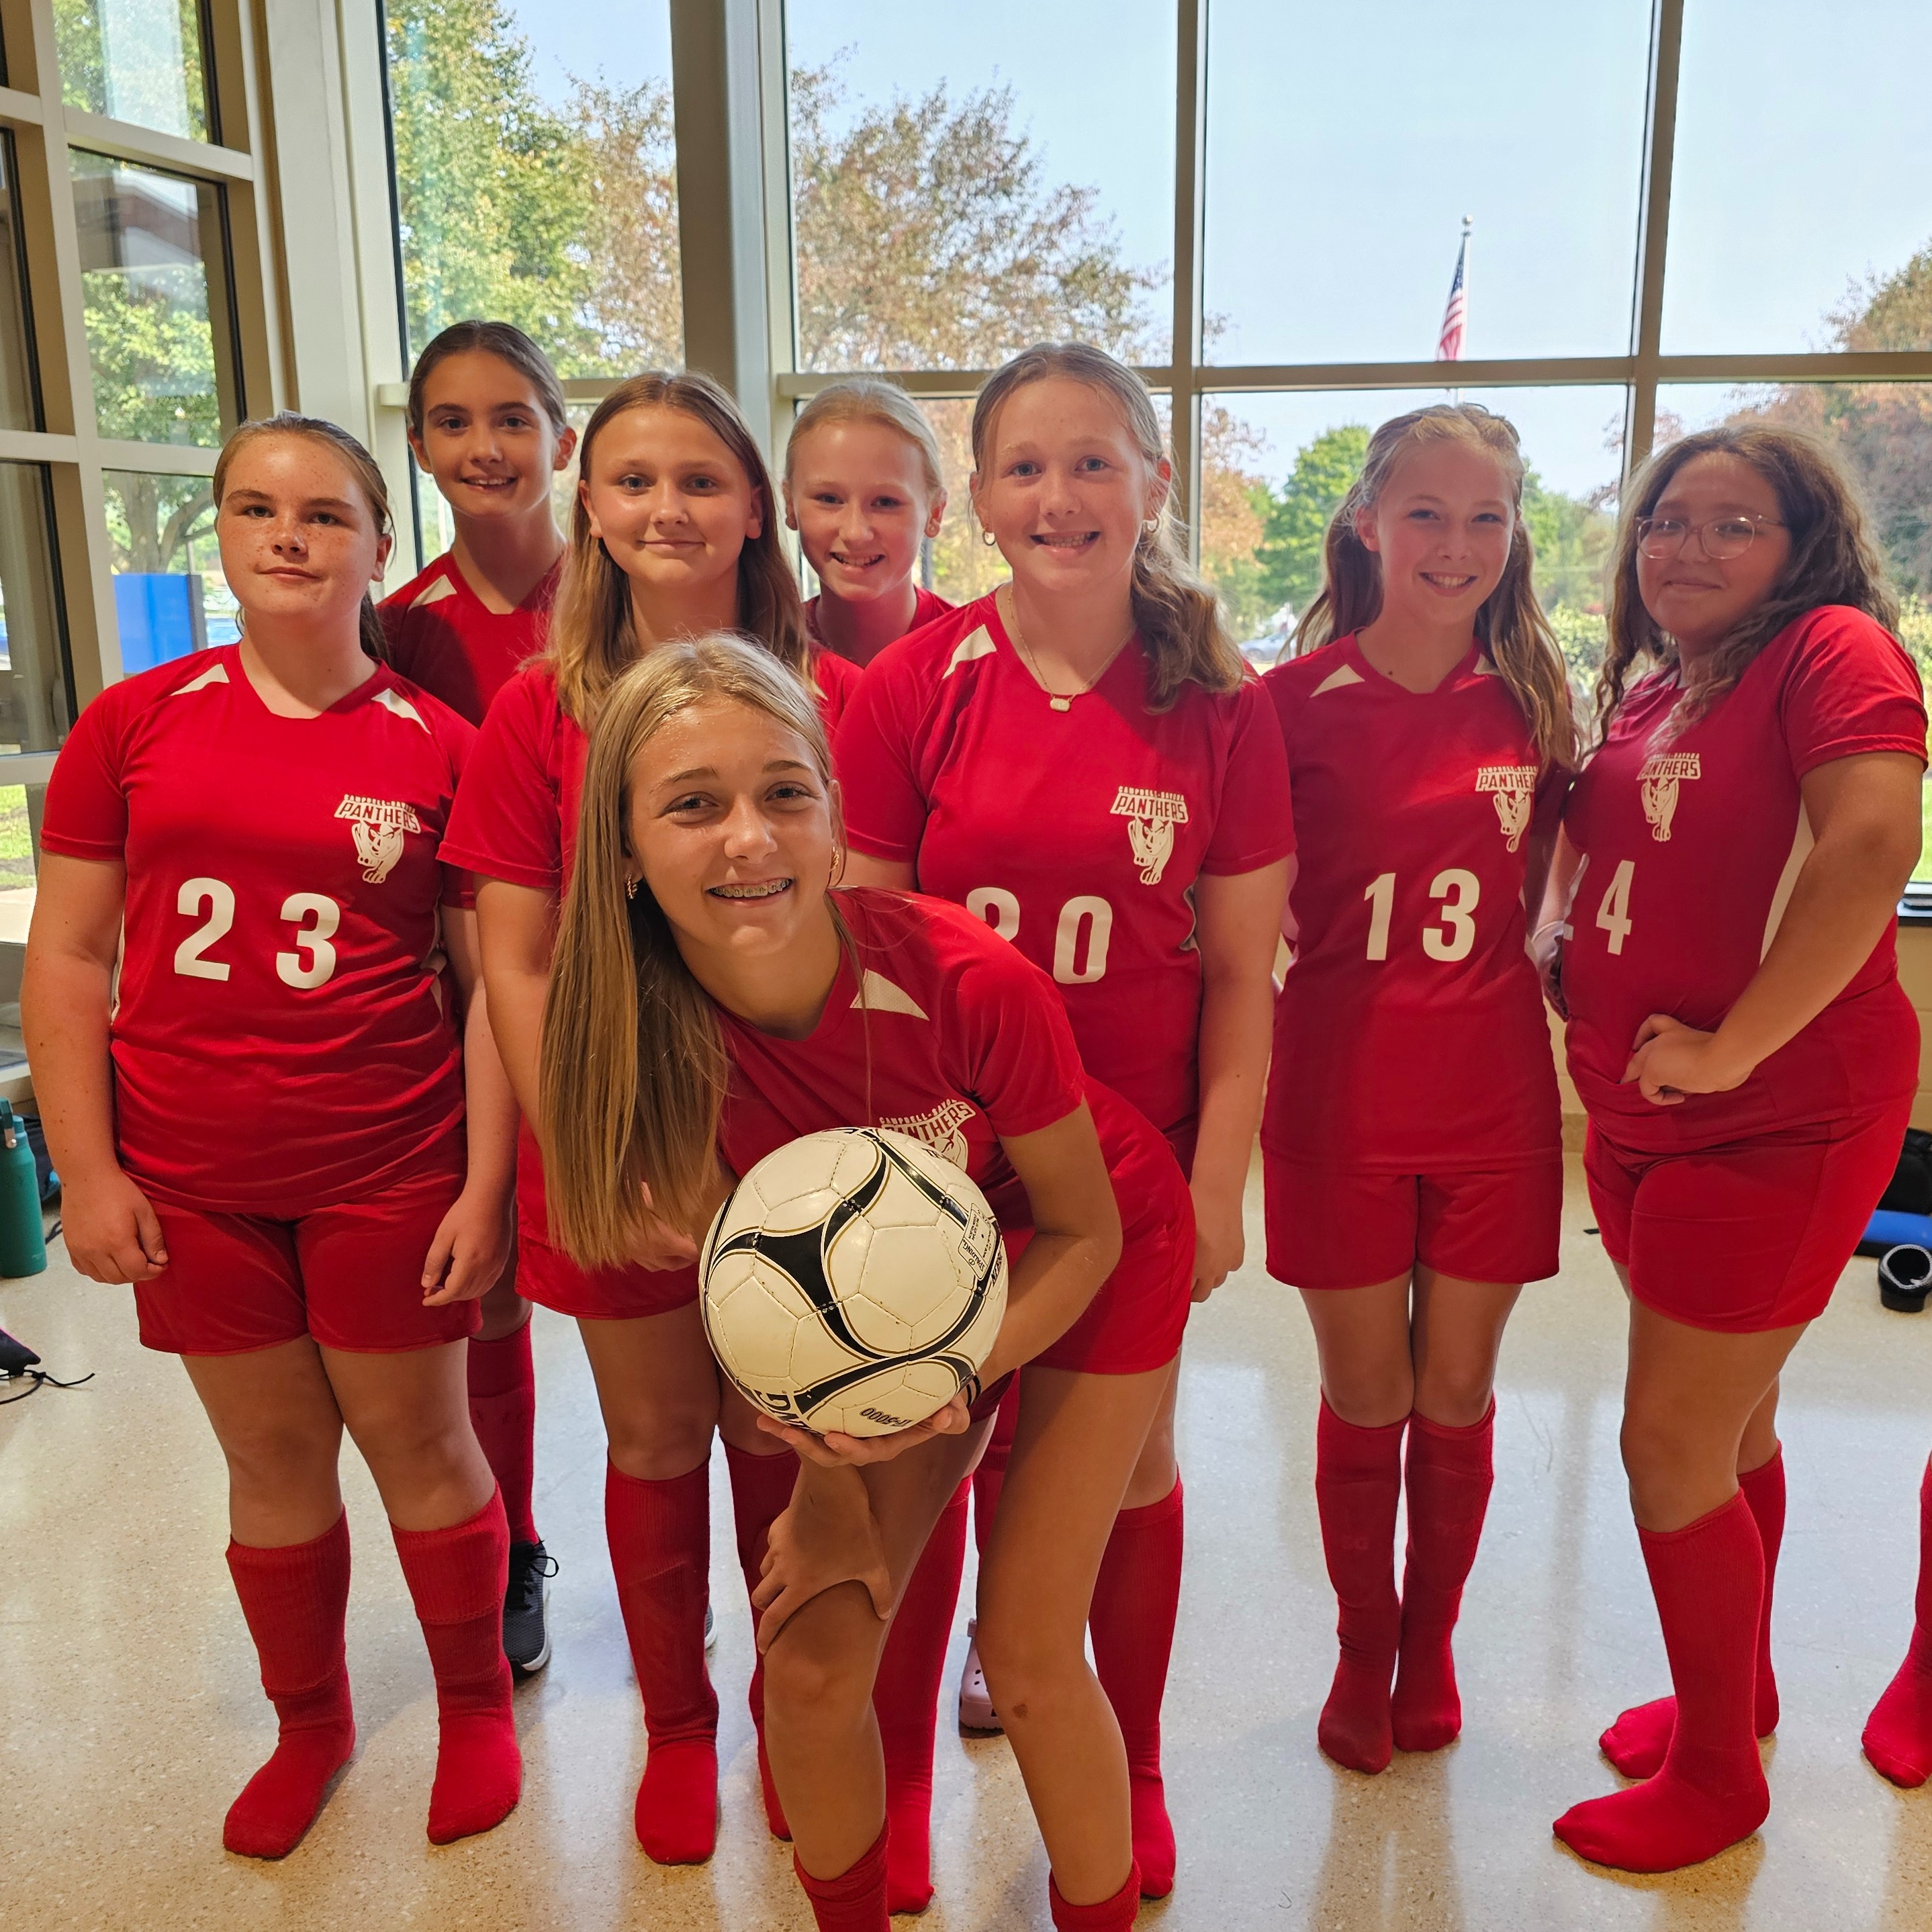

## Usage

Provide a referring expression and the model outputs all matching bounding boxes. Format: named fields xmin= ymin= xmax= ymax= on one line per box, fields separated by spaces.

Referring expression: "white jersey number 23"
xmin=174 ymin=878 xmax=342 ymax=990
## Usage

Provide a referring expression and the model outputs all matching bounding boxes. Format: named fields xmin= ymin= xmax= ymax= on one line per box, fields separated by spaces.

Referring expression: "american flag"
xmin=1436 ymin=220 xmax=1470 ymax=362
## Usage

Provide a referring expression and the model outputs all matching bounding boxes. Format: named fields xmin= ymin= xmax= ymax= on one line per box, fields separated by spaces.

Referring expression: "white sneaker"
xmin=704 ymin=1602 xmax=718 ymax=1652
xmin=958 ymin=1618 xmax=1001 ymax=1733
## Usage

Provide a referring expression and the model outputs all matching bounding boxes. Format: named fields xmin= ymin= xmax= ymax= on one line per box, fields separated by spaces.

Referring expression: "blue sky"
xmin=500 ymin=1 xmax=1931 ymax=499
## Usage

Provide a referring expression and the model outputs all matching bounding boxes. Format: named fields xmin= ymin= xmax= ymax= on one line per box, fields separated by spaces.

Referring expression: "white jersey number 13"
xmin=1363 ymin=869 xmax=1480 ymax=963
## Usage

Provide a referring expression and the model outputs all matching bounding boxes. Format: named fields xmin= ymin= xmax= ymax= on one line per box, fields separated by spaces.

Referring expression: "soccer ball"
xmin=700 ymin=1127 xmax=1008 ymax=1438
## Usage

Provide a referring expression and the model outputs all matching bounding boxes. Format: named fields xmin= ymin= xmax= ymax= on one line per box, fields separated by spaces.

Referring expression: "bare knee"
xmin=214 ymin=1408 xmax=340 ymax=1489
xmin=604 ymin=1392 xmax=717 ymax=1480
xmin=1412 ymin=1361 xmax=1498 ymax=1428
xmin=764 ymin=1617 xmax=877 ymax=1737
xmin=1320 ymin=1361 xmax=1414 ymax=1428
xmin=975 ymin=1612 xmax=1084 ymax=1724
xmin=1121 ymin=1402 xmax=1178 ymax=1509
xmin=474 ymin=1277 xmax=529 ymax=1342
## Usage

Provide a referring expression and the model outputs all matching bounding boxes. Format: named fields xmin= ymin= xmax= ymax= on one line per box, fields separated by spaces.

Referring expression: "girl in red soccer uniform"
xmin=442 ymin=371 xmax=831 ymax=1864
xmin=24 ymin=415 xmax=520 ymax=1855
xmin=783 ymin=376 xmax=952 ymax=678
xmin=1547 ymin=426 xmax=1925 ymax=1872
xmin=382 ymin=319 xmax=580 ymax=1672
xmin=782 ymin=374 xmax=963 ymax=1911
xmin=837 ymin=342 xmax=1293 ymax=1898
xmin=1262 ymin=405 xmax=1577 ymax=1776
xmin=541 ymin=635 xmax=1194 ymax=1932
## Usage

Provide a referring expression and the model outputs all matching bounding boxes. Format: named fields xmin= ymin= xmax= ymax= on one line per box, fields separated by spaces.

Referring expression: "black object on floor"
xmin=1878 ymin=1244 xmax=1932 ymax=1314
xmin=0 ymin=1324 xmax=39 ymax=1375
xmin=1880 ymin=1129 xmax=1932 ymax=1217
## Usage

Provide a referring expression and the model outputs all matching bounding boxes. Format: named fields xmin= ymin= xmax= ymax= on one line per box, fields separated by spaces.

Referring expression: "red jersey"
xmin=1561 ymin=605 xmax=1927 ymax=1154
xmin=716 ymin=888 xmax=1174 ymax=1239
xmin=379 ymin=553 xmax=559 ymax=725
xmin=813 ymin=644 xmax=860 ymax=738
xmin=835 ymin=593 xmax=1295 ymax=1140
xmin=806 ymin=587 xmax=954 ymax=670
xmin=40 ymin=647 xmax=475 ymax=1213
xmin=1262 ymin=634 xmax=1564 ymax=1172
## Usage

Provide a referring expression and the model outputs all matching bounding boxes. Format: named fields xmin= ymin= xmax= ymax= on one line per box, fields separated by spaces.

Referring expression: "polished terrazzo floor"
xmin=3 ymin=1155 xmax=1929 ymax=1931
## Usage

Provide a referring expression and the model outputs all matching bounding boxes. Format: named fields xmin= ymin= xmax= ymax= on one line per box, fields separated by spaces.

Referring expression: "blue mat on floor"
xmin=1859 ymin=1208 xmax=1932 ymax=1258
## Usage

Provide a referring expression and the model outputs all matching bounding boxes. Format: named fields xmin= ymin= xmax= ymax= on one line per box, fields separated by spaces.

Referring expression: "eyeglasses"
xmin=1635 ymin=514 xmax=1785 ymax=561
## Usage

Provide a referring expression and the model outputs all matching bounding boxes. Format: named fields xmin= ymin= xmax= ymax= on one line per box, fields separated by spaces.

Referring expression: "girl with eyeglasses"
xmin=1262 ymin=404 xmax=1577 ymax=1778
xmin=1546 ymin=424 xmax=1925 ymax=1872
xmin=381 ymin=319 xmax=580 ymax=1678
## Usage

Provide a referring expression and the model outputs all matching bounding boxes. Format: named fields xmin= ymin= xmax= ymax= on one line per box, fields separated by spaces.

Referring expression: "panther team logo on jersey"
xmin=1475 ymin=764 xmax=1539 ymax=852
xmin=1109 ymin=786 xmax=1189 ymax=886
xmin=335 ymin=794 xmax=422 ymax=883
xmin=877 ymin=1097 xmax=977 ymax=1168
xmin=1637 ymin=753 xmax=1700 ymax=843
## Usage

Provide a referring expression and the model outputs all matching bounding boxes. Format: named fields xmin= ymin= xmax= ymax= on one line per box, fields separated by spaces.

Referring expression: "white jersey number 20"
xmin=966 ymin=886 xmax=1114 ymax=986
xmin=1363 ymin=868 xmax=1481 ymax=964
xmin=173 ymin=878 xmax=343 ymax=990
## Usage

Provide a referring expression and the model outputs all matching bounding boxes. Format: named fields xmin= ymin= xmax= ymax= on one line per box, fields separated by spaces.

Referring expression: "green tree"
xmin=1252 ymin=424 xmax=1369 ymax=617
xmin=383 ymin=0 xmax=602 ymax=369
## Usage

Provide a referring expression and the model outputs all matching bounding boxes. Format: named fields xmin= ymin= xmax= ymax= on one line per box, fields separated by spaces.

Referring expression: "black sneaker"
xmin=504 ymin=1540 xmax=557 ymax=1674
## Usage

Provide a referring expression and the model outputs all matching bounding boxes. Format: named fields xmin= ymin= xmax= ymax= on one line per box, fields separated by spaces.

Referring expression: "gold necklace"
xmin=1001 ymin=591 xmax=1134 ymax=713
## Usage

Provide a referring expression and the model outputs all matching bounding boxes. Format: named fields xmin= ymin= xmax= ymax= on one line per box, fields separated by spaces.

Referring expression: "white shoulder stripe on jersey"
xmin=411 ymin=573 xmax=459 ymax=610
xmin=373 ymin=686 xmax=430 ymax=731
xmin=944 ymin=627 xmax=996 ymax=678
xmin=168 ymin=659 xmax=230 ymax=696
xmin=1311 ymin=663 xmax=1365 ymax=696
xmin=853 ymin=970 xmax=929 ymax=1021
xmin=1761 ymin=803 xmax=1814 ymax=960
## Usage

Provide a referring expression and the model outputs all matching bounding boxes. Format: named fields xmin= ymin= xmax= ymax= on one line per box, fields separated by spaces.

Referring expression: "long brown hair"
xmin=1598 ymin=422 xmax=1900 ymax=743
xmin=548 ymin=372 xmax=814 ymax=728
xmin=971 ymin=343 xmax=1244 ymax=712
xmin=405 ymin=319 xmax=569 ymax=439
xmin=1297 ymin=404 xmax=1577 ymax=769
xmin=541 ymin=635 xmax=841 ymax=1266
xmin=213 ymin=413 xmax=393 ymax=663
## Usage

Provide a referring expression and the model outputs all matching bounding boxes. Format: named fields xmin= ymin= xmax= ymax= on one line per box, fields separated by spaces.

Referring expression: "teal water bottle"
xmin=0 ymin=1101 xmax=46 ymax=1277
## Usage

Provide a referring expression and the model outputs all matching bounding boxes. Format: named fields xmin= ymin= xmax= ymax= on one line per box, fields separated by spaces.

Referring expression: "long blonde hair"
xmin=1598 ymin=422 xmax=1898 ymax=745
xmin=785 ymin=377 xmax=946 ymax=502
xmin=541 ymin=635 xmax=840 ymax=1267
xmin=1297 ymin=404 xmax=1578 ymax=769
xmin=971 ymin=343 xmax=1244 ymax=712
xmin=548 ymin=373 xmax=813 ymax=728
xmin=214 ymin=413 xmax=392 ymax=663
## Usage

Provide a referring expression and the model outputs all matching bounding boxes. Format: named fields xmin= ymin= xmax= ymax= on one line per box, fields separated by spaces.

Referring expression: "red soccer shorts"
xmin=1263 ymin=1151 xmax=1563 ymax=1291
xmin=138 ymin=1144 xmax=477 ymax=1355
xmin=1584 ymin=1099 xmax=1913 ymax=1333
xmin=1009 ymin=1145 xmax=1195 ymax=1377
xmin=512 ymin=1121 xmax=701 ymax=1321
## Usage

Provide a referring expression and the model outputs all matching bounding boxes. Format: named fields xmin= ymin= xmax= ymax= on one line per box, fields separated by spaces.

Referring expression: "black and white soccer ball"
xmin=700 ymin=1126 xmax=1007 ymax=1438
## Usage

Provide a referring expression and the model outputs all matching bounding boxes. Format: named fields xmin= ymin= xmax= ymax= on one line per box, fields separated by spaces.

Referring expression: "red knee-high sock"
xmin=1391 ymin=1405 xmax=1494 ymax=1753
xmin=391 ymin=1491 xmax=520 ymax=1844
xmin=873 ymin=1479 xmax=969 ymax=1915
xmin=971 ymin=1379 xmax=1022 ymax=1558
xmin=795 ymin=1825 xmax=890 ymax=1932
xmin=1602 ymin=1446 xmax=1784 ymax=1778
xmin=1864 ymin=1452 xmax=1932 ymax=1787
xmin=606 ymin=1460 xmax=718 ymax=1863
xmin=1090 ymin=1478 xmax=1184 ymax=1898
xmin=725 ymin=1441 xmax=800 ymax=1840
xmin=222 ymin=1513 xmax=356 ymax=1858
xmin=1554 ymin=1493 xmax=1769 ymax=1872
xmin=1314 ymin=1401 xmax=1406 ymax=1774
xmin=1048 ymin=1865 xmax=1143 ymax=1930
xmin=466 ymin=1324 xmax=539 ymax=1547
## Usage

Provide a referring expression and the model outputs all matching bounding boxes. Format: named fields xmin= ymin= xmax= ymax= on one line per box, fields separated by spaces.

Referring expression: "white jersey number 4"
xmin=173 ymin=878 xmax=344 ymax=990
xmin=1363 ymin=868 xmax=1481 ymax=964
xmin=966 ymin=886 xmax=1115 ymax=986
xmin=1595 ymin=859 xmax=1635 ymax=956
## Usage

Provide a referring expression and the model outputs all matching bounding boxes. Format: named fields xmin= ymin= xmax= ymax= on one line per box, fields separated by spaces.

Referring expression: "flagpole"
xmin=1446 ymin=215 xmax=1471 ymax=405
